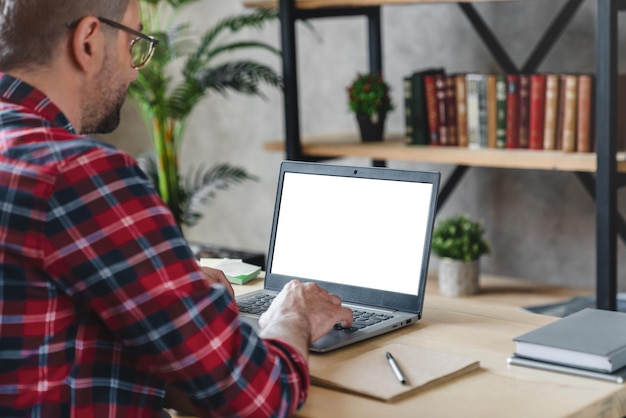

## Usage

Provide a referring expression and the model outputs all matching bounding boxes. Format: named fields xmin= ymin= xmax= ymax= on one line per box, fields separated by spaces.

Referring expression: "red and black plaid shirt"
xmin=0 ymin=73 xmax=308 ymax=417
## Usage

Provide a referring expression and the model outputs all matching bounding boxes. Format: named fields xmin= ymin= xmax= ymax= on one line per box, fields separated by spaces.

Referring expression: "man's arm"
xmin=43 ymin=147 xmax=330 ymax=417
xmin=163 ymin=278 xmax=353 ymax=415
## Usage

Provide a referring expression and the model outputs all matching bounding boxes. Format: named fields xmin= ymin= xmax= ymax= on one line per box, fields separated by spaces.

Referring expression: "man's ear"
xmin=69 ymin=16 xmax=105 ymax=74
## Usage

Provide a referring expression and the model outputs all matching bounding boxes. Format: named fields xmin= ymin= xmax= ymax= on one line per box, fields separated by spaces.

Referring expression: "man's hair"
xmin=0 ymin=0 xmax=130 ymax=71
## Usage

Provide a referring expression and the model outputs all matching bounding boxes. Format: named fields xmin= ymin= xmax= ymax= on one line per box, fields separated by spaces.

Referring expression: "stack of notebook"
xmin=509 ymin=308 xmax=626 ymax=383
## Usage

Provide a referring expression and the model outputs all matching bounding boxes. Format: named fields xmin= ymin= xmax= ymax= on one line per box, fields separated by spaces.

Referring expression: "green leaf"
xmin=431 ymin=215 xmax=491 ymax=261
xmin=128 ymin=1 xmax=280 ymax=226
xmin=180 ymin=163 xmax=258 ymax=227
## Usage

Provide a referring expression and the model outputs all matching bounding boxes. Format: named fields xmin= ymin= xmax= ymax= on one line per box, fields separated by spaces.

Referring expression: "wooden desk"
xmin=179 ymin=275 xmax=626 ymax=417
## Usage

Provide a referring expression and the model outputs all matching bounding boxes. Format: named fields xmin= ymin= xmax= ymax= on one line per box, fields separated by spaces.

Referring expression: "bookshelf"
xmin=245 ymin=0 xmax=623 ymax=309
xmin=265 ymin=134 xmax=626 ymax=172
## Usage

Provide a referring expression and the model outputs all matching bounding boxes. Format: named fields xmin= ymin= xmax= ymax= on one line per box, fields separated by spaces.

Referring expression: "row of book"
xmin=403 ymin=69 xmax=600 ymax=153
xmin=510 ymin=308 xmax=626 ymax=383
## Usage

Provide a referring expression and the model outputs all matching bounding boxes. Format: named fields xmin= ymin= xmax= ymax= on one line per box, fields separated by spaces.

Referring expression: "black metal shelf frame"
xmin=595 ymin=0 xmax=626 ymax=309
xmin=277 ymin=0 xmax=621 ymax=309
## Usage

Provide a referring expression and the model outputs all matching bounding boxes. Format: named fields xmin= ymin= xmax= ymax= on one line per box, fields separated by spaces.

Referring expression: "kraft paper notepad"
xmin=311 ymin=343 xmax=480 ymax=402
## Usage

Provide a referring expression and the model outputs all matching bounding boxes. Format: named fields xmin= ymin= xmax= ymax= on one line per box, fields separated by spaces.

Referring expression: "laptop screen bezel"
xmin=263 ymin=161 xmax=440 ymax=316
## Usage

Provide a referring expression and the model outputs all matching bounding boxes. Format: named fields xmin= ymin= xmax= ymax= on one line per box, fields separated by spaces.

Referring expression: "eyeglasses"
xmin=66 ymin=16 xmax=159 ymax=69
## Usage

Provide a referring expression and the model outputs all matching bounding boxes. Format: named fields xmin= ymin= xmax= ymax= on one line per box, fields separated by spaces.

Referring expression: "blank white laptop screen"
xmin=270 ymin=172 xmax=434 ymax=295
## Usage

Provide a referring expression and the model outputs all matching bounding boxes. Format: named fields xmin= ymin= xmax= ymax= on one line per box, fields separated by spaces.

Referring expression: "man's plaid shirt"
xmin=0 ymin=73 xmax=308 ymax=417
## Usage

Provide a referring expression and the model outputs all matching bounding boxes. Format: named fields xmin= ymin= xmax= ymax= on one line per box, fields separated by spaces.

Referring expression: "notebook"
xmin=236 ymin=161 xmax=440 ymax=352
xmin=507 ymin=355 xmax=626 ymax=384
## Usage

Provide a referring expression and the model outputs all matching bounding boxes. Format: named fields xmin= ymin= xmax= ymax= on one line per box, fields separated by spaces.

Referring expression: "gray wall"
xmin=106 ymin=0 xmax=626 ymax=290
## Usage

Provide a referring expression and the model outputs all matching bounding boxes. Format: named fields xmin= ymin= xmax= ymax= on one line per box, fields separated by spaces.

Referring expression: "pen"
xmin=386 ymin=351 xmax=407 ymax=385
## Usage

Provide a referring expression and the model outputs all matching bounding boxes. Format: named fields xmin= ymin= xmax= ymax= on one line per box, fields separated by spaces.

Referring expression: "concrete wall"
xmin=106 ymin=0 xmax=626 ymax=290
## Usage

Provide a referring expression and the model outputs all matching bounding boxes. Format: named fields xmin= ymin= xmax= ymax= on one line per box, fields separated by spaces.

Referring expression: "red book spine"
xmin=506 ymin=74 xmax=520 ymax=149
xmin=435 ymin=74 xmax=449 ymax=145
xmin=529 ymin=74 xmax=547 ymax=150
xmin=424 ymin=75 xmax=440 ymax=145
xmin=446 ymin=75 xmax=458 ymax=146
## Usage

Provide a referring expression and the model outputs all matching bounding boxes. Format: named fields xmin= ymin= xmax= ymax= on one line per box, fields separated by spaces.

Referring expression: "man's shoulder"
xmin=2 ymin=131 xmax=127 ymax=168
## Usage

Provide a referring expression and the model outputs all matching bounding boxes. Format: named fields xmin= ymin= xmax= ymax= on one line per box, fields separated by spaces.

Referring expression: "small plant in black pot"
xmin=347 ymin=72 xmax=394 ymax=142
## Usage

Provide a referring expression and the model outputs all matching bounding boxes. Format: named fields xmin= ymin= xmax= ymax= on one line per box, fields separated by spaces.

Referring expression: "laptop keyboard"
xmin=237 ymin=294 xmax=276 ymax=315
xmin=237 ymin=294 xmax=394 ymax=332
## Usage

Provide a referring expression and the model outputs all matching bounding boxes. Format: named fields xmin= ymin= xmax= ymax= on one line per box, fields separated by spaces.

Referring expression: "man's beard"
xmin=80 ymin=58 xmax=128 ymax=135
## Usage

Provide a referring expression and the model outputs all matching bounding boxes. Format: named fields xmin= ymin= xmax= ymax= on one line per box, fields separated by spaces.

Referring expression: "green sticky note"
xmin=200 ymin=258 xmax=261 ymax=285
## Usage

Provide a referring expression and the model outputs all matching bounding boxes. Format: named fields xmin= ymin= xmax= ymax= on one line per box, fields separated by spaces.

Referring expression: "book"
xmin=508 ymin=355 xmax=626 ymax=384
xmin=477 ymin=75 xmax=488 ymax=148
xmin=495 ymin=74 xmax=507 ymax=148
xmin=446 ymin=75 xmax=458 ymax=146
xmin=577 ymin=74 xmax=594 ymax=153
xmin=528 ymin=74 xmax=546 ymax=150
xmin=486 ymin=74 xmax=497 ymax=148
xmin=543 ymin=74 xmax=560 ymax=150
xmin=466 ymin=74 xmax=482 ymax=149
xmin=311 ymin=343 xmax=480 ymax=402
xmin=513 ymin=308 xmax=626 ymax=373
xmin=405 ymin=68 xmax=445 ymax=145
xmin=435 ymin=74 xmax=449 ymax=145
xmin=505 ymin=74 xmax=520 ymax=149
xmin=560 ymin=74 xmax=579 ymax=152
xmin=518 ymin=74 xmax=530 ymax=148
xmin=403 ymin=76 xmax=414 ymax=143
xmin=455 ymin=74 xmax=468 ymax=147
xmin=424 ymin=74 xmax=440 ymax=145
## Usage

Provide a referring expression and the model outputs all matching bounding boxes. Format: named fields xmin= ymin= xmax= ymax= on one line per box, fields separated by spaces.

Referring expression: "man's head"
xmin=0 ymin=0 xmax=147 ymax=135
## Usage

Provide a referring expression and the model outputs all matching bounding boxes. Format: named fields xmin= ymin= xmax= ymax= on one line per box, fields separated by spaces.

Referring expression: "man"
xmin=0 ymin=0 xmax=353 ymax=417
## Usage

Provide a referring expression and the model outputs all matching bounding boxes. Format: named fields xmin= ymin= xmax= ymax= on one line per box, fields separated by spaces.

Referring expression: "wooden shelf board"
xmin=244 ymin=0 xmax=518 ymax=9
xmin=264 ymin=133 xmax=626 ymax=172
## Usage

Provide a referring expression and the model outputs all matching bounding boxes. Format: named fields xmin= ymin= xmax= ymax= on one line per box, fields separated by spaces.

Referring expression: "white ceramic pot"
xmin=438 ymin=258 xmax=480 ymax=297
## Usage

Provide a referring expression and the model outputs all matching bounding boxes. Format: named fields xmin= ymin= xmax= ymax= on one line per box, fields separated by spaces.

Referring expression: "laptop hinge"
xmin=342 ymin=302 xmax=396 ymax=314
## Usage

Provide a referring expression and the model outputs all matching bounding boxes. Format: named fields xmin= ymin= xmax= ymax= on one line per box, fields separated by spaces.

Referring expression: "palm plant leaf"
xmin=184 ymin=40 xmax=281 ymax=78
xmin=128 ymin=1 xmax=281 ymax=227
xmin=208 ymin=40 xmax=281 ymax=57
xmin=197 ymin=61 xmax=283 ymax=96
xmin=166 ymin=78 xmax=205 ymax=121
xmin=166 ymin=23 xmax=196 ymax=56
xmin=166 ymin=61 xmax=282 ymax=122
xmin=181 ymin=164 xmax=258 ymax=227
xmin=187 ymin=9 xmax=279 ymax=74
xmin=135 ymin=152 xmax=160 ymax=187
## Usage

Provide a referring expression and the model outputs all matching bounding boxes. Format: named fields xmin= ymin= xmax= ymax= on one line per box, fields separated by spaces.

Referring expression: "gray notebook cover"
xmin=513 ymin=308 xmax=626 ymax=372
xmin=507 ymin=355 xmax=626 ymax=384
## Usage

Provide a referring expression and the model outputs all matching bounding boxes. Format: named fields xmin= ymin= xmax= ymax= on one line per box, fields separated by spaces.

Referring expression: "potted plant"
xmin=129 ymin=1 xmax=282 ymax=228
xmin=346 ymin=72 xmax=394 ymax=142
xmin=431 ymin=215 xmax=491 ymax=297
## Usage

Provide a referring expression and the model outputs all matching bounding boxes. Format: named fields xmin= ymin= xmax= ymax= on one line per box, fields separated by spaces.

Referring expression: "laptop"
xmin=236 ymin=161 xmax=440 ymax=352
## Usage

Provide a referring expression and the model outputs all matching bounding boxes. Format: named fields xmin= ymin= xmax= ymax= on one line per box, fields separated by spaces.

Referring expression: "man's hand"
xmin=258 ymin=280 xmax=353 ymax=357
xmin=200 ymin=266 xmax=234 ymax=298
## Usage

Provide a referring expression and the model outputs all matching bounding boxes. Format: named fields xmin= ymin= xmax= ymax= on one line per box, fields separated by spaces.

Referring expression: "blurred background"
xmin=104 ymin=0 xmax=626 ymax=290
